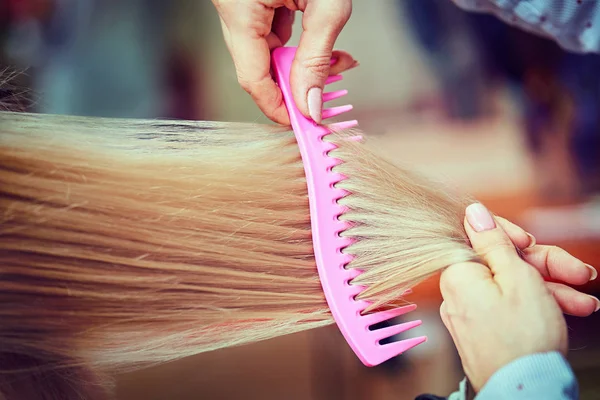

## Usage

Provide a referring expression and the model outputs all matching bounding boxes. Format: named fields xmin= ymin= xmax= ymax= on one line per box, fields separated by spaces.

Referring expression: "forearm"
xmin=451 ymin=0 xmax=600 ymax=54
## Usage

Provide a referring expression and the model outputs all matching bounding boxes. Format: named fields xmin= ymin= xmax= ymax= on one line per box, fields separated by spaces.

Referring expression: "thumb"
xmin=290 ymin=0 xmax=352 ymax=123
xmin=464 ymin=203 xmax=526 ymax=282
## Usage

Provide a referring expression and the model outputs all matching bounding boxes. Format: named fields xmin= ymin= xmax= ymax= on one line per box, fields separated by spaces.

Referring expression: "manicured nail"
xmin=466 ymin=203 xmax=496 ymax=232
xmin=586 ymin=264 xmax=598 ymax=281
xmin=525 ymin=232 xmax=537 ymax=248
xmin=591 ymin=295 xmax=600 ymax=312
xmin=308 ymin=87 xmax=323 ymax=123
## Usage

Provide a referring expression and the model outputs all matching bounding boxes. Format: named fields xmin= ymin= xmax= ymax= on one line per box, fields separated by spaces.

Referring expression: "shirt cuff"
xmin=477 ymin=351 xmax=579 ymax=399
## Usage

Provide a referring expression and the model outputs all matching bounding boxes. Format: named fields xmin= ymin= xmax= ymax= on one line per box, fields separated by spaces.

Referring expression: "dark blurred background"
xmin=1 ymin=1 xmax=599 ymax=399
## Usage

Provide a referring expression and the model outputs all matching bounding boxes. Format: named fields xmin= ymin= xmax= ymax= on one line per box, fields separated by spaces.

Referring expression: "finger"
xmin=217 ymin=6 xmax=290 ymax=125
xmin=329 ymin=50 xmax=358 ymax=75
xmin=231 ymin=31 xmax=290 ymax=124
xmin=272 ymin=7 xmax=295 ymax=45
xmin=439 ymin=261 xmax=495 ymax=301
xmin=464 ymin=203 xmax=528 ymax=282
xmin=523 ymin=245 xmax=597 ymax=285
xmin=233 ymin=37 xmax=290 ymax=124
xmin=545 ymin=282 xmax=600 ymax=317
xmin=439 ymin=301 xmax=451 ymax=330
xmin=495 ymin=216 xmax=536 ymax=250
xmin=439 ymin=301 xmax=466 ymax=361
xmin=290 ymin=0 xmax=352 ymax=123
xmin=494 ymin=215 xmax=597 ymax=284
xmin=439 ymin=301 xmax=458 ymax=340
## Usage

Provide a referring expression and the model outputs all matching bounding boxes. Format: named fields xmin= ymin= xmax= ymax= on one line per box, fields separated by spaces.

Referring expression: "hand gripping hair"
xmin=0 ymin=110 xmax=477 ymax=399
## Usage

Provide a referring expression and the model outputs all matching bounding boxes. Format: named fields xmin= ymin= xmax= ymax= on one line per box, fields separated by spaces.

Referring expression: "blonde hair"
xmin=0 ymin=111 xmax=476 ymax=399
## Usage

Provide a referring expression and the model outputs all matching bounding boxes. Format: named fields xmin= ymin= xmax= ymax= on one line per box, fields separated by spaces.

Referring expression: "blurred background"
xmin=1 ymin=1 xmax=599 ymax=399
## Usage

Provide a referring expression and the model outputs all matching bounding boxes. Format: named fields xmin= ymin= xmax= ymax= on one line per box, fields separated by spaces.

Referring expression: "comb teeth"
xmin=322 ymin=77 xmax=353 ymax=124
xmin=381 ymin=336 xmax=428 ymax=356
xmin=323 ymin=89 xmax=348 ymax=103
xmin=361 ymin=304 xmax=417 ymax=327
xmin=330 ymin=120 xmax=359 ymax=131
xmin=370 ymin=320 xmax=423 ymax=343
xmin=271 ymin=46 xmax=426 ymax=368
xmin=322 ymin=105 xmax=353 ymax=120
xmin=325 ymin=74 xmax=343 ymax=85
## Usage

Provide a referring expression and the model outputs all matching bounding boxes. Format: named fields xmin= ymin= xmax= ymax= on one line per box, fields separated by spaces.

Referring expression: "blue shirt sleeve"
xmin=476 ymin=351 xmax=579 ymax=399
xmin=451 ymin=0 xmax=600 ymax=54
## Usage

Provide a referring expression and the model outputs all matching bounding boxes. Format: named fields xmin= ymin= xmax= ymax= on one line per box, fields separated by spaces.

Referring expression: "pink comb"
xmin=271 ymin=47 xmax=426 ymax=367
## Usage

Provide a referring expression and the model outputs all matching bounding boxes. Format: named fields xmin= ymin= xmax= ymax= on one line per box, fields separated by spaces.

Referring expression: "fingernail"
xmin=525 ymin=232 xmax=537 ymax=248
xmin=308 ymin=87 xmax=323 ymax=123
xmin=466 ymin=203 xmax=496 ymax=232
xmin=590 ymin=295 xmax=600 ymax=312
xmin=586 ymin=264 xmax=598 ymax=281
xmin=348 ymin=60 xmax=360 ymax=70
xmin=330 ymin=58 xmax=338 ymax=66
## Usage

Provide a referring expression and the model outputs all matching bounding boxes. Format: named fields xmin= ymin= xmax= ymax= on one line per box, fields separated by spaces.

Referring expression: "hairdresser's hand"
xmin=439 ymin=203 xmax=599 ymax=392
xmin=494 ymin=215 xmax=598 ymax=316
xmin=211 ymin=0 xmax=355 ymax=125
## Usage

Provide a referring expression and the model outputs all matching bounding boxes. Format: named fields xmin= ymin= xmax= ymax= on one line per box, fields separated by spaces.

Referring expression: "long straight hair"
xmin=0 ymin=111 xmax=477 ymax=399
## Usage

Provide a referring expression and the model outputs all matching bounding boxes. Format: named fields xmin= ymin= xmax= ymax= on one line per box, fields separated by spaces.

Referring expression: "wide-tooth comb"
xmin=271 ymin=47 xmax=426 ymax=366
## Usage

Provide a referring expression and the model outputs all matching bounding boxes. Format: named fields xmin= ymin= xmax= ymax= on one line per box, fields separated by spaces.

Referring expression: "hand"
xmin=493 ymin=214 xmax=598 ymax=317
xmin=212 ymin=0 xmax=356 ymax=125
xmin=439 ymin=203 xmax=598 ymax=392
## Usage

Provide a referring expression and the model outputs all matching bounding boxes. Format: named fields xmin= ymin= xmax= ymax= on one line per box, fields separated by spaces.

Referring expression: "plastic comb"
xmin=271 ymin=46 xmax=427 ymax=367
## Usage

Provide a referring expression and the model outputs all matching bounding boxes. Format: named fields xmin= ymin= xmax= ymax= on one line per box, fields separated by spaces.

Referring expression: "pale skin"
xmin=211 ymin=0 xmax=599 ymax=390
xmin=442 ymin=203 xmax=598 ymax=392
xmin=211 ymin=0 xmax=356 ymax=124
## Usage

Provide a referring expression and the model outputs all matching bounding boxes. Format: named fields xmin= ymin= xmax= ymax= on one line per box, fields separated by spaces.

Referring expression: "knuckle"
xmin=439 ymin=302 xmax=449 ymax=319
xmin=440 ymin=263 xmax=469 ymax=292
xmin=212 ymin=0 xmax=234 ymax=15
xmin=322 ymin=0 xmax=351 ymax=24
xmin=480 ymin=241 xmax=517 ymax=258
xmin=546 ymin=244 xmax=565 ymax=256
xmin=283 ymin=0 xmax=300 ymax=10
xmin=543 ymin=244 xmax=563 ymax=266
xmin=300 ymin=55 xmax=332 ymax=79
xmin=439 ymin=277 xmax=454 ymax=298
xmin=338 ymin=1 xmax=352 ymax=22
xmin=219 ymin=2 xmax=269 ymax=34
xmin=446 ymin=261 xmax=477 ymax=276
xmin=237 ymin=77 xmax=253 ymax=93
